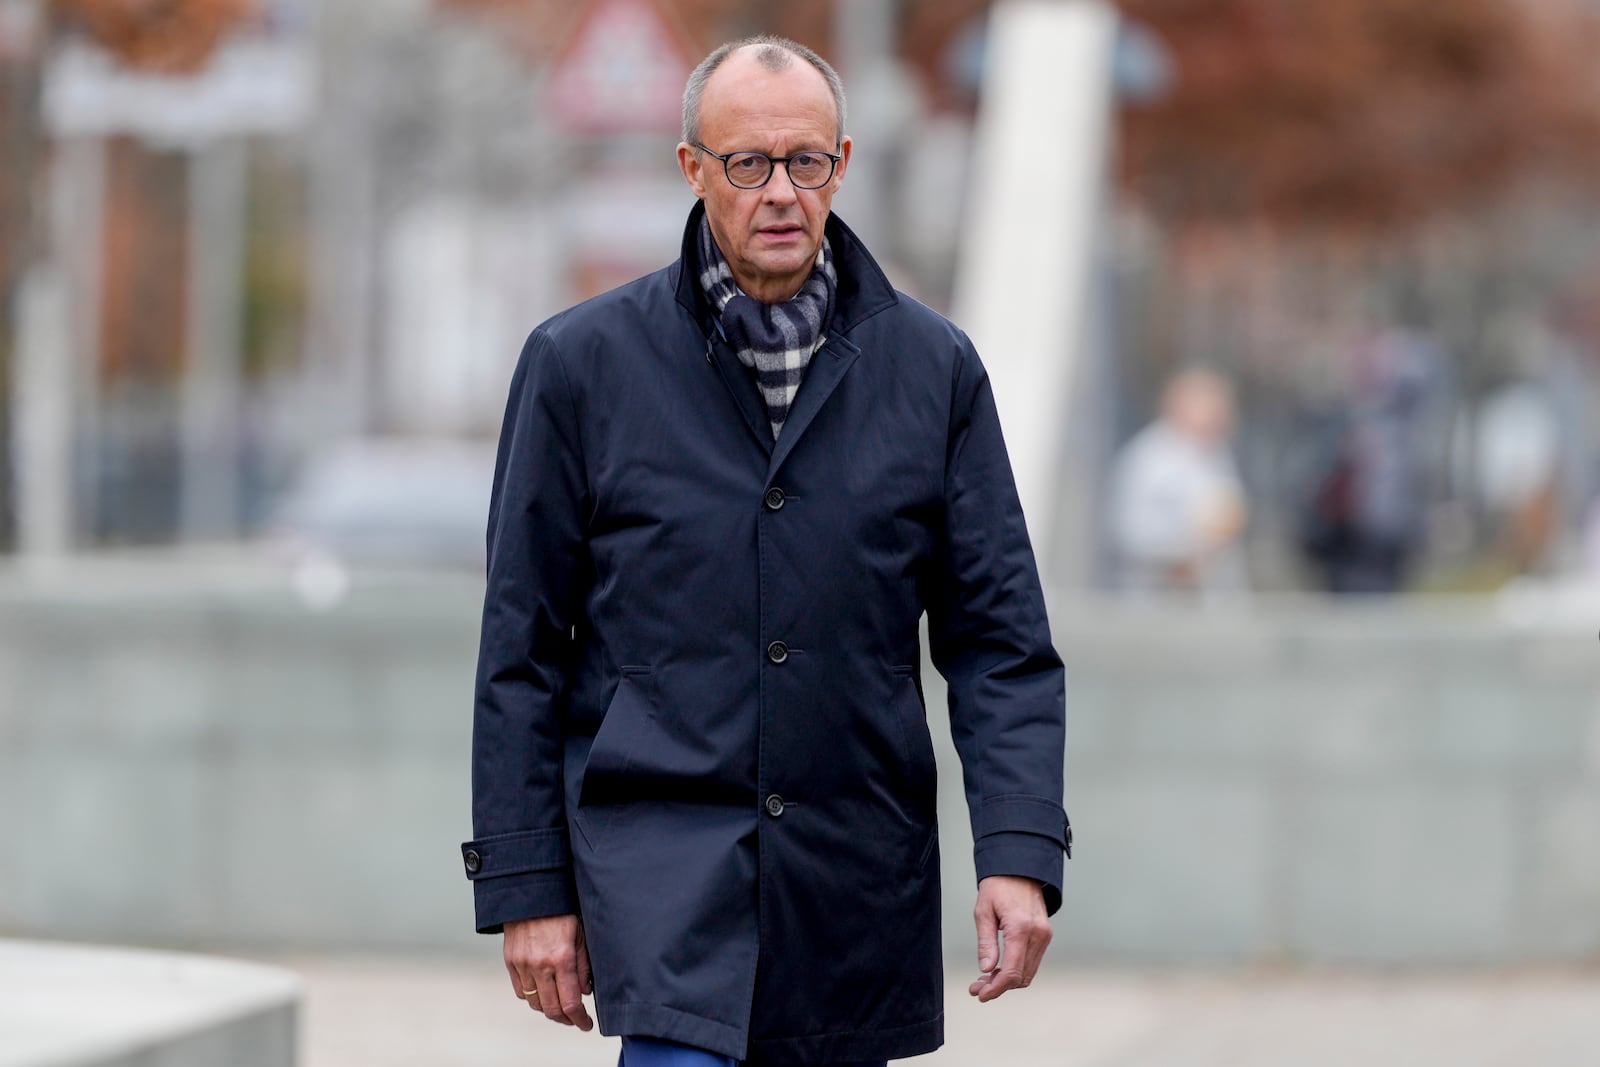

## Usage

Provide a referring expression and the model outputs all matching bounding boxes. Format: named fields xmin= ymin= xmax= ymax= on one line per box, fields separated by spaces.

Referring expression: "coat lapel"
xmin=707 ymin=334 xmax=775 ymax=454
xmin=670 ymin=201 xmax=895 ymax=474
xmin=767 ymin=331 xmax=861 ymax=477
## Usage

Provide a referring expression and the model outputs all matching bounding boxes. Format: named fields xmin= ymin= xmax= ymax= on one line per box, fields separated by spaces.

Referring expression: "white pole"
xmin=12 ymin=265 xmax=71 ymax=557
xmin=951 ymin=0 xmax=1117 ymax=585
xmin=303 ymin=82 xmax=378 ymax=440
xmin=39 ymin=135 xmax=106 ymax=551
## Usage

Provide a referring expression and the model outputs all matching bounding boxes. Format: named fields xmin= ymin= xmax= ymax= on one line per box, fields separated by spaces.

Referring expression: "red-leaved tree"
xmin=1115 ymin=0 xmax=1600 ymax=231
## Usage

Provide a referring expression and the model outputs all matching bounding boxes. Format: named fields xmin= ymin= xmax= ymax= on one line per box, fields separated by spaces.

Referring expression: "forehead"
xmin=699 ymin=51 xmax=838 ymax=148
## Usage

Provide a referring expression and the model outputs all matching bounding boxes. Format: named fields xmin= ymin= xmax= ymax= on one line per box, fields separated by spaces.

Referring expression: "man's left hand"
xmin=968 ymin=875 xmax=1052 ymax=1003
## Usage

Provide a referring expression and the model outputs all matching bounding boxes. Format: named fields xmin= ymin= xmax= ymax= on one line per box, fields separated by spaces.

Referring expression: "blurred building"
xmin=2 ymin=0 xmax=1004 ymax=561
xmin=4 ymin=0 xmax=1600 ymax=590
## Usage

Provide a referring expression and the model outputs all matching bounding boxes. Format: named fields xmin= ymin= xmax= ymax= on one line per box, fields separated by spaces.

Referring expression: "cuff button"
xmin=464 ymin=849 xmax=482 ymax=874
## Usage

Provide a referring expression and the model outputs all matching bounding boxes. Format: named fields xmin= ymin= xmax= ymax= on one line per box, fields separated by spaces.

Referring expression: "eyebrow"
xmin=725 ymin=143 xmax=835 ymax=155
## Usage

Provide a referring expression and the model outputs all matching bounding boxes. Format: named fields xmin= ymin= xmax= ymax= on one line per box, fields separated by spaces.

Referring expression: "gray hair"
xmin=681 ymin=35 xmax=847 ymax=147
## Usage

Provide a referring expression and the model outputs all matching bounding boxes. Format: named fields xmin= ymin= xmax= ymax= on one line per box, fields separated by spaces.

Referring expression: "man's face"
xmin=678 ymin=50 xmax=852 ymax=304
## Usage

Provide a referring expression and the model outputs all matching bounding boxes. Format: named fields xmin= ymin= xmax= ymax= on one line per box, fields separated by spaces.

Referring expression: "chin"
xmin=758 ymin=248 xmax=816 ymax=274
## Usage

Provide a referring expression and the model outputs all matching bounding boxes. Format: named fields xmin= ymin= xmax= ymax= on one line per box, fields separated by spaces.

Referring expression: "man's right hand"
xmin=504 ymin=914 xmax=594 ymax=1030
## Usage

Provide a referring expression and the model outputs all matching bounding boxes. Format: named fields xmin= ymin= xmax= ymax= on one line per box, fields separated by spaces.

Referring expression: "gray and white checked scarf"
xmin=697 ymin=215 xmax=836 ymax=441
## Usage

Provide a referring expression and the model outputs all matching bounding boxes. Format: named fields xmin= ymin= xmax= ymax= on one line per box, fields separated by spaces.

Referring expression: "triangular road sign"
xmin=547 ymin=0 xmax=696 ymax=135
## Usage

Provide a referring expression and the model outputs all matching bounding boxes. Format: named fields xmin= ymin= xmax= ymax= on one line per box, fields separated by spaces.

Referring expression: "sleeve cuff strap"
xmin=974 ymin=795 xmax=1071 ymax=854
xmin=461 ymin=827 xmax=572 ymax=881
xmin=974 ymin=833 xmax=1065 ymax=916
xmin=474 ymin=869 xmax=580 ymax=933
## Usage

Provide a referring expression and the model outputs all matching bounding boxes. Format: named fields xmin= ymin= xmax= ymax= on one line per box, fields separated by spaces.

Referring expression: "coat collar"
xmin=674 ymin=200 xmax=891 ymax=476
xmin=670 ymin=199 xmax=899 ymax=338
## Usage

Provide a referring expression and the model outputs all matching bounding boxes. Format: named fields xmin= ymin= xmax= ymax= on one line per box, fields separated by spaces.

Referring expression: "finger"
xmin=1020 ymin=918 xmax=1052 ymax=987
xmin=514 ymin=964 xmax=543 ymax=1011
xmin=977 ymin=926 xmax=1030 ymax=1003
xmin=968 ymin=930 xmax=1006 ymax=999
xmin=505 ymin=946 xmax=536 ymax=1006
xmin=553 ymin=957 xmax=594 ymax=1032
xmin=536 ymin=970 xmax=571 ymax=1025
xmin=506 ymin=959 xmax=524 ymax=1000
xmin=968 ymin=956 xmax=1011 ymax=998
xmin=537 ymin=938 xmax=582 ymax=1028
xmin=974 ymin=899 xmax=999 ymax=974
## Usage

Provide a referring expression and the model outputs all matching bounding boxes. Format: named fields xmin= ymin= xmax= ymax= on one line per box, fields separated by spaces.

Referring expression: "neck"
xmin=731 ymin=268 xmax=809 ymax=305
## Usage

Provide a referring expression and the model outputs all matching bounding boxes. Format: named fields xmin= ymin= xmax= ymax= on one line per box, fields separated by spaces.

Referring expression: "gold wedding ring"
xmin=523 ymin=989 xmax=539 ymax=998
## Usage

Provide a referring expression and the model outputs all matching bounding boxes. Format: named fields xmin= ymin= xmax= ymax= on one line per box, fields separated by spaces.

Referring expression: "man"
xmin=1107 ymin=368 xmax=1247 ymax=596
xmin=462 ymin=36 xmax=1069 ymax=1067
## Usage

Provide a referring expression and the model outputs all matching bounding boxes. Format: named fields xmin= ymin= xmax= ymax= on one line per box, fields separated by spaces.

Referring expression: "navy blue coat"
xmin=463 ymin=202 xmax=1069 ymax=1065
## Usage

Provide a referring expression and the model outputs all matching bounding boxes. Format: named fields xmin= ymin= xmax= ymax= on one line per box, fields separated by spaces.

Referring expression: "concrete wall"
xmin=1038 ymin=598 xmax=1600 ymax=965
xmin=2 ymin=562 xmax=1597 ymax=964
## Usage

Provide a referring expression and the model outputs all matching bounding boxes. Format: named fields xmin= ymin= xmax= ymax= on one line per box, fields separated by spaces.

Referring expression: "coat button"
xmin=463 ymin=849 xmax=482 ymax=874
xmin=765 ymin=794 xmax=785 ymax=817
xmin=763 ymin=487 xmax=786 ymax=511
xmin=766 ymin=640 xmax=789 ymax=664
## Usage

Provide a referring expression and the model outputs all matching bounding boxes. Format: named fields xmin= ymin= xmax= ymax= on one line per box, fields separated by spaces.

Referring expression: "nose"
xmin=763 ymin=163 xmax=800 ymax=205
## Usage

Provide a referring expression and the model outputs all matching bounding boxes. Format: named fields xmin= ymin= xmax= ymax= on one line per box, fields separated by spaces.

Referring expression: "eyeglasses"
xmin=693 ymin=143 xmax=842 ymax=190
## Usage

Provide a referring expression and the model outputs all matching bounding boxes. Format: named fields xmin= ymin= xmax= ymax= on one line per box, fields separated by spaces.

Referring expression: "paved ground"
xmin=264 ymin=955 xmax=1600 ymax=1066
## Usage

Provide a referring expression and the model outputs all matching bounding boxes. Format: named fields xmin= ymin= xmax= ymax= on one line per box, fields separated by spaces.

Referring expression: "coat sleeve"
xmin=461 ymin=329 xmax=589 ymax=934
xmin=926 ymin=337 xmax=1071 ymax=915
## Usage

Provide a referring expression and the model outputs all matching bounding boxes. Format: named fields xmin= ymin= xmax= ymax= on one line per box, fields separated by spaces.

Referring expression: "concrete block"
xmin=6 ymin=754 xmax=221 ymax=943
xmin=0 ymin=756 xmax=20 ymax=930
xmin=6 ymin=574 xmax=1598 ymax=964
xmin=0 ymin=940 xmax=298 ymax=1067
xmin=1522 ymin=785 xmax=1600 ymax=958
xmin=1281 ymin=616 xmax=1439 ymax=673
xmin=1286 ymin=783 xmax=1517 ymax=962
xmin=1122 ymin=681 xmax=1288 ymax=765
xmin=1427 ymin=678 xmax=1591 ymax=773
xmin=0 ymin=643 xmax=19 ymax=742
xmin=1051 ymin=773 xmax=1274 ymax=962
xmin=221 ymin=649 xmax=374 ymax=749
xmin=1060 ymin=677 xmax=1124 ymax=763
xmin=1516 ymin=629 xmax=1600 ymax=682
xmin=94 ymin=644 xmax=218 ymax=747
xmin=7 ymin=648 xmax=103 ymax=749
xmin=371 ymin=649 xmax=481 ymax=744
xmin=1585 ymin=700 xmax=1600 ymax=775
xmin=1279 ymin=679 xmax=1430 ymax=774
xmin=1058 ymin=607 xmax=1285 ymax=679
xmin=218 ymin=753 xmax=476 ymax=950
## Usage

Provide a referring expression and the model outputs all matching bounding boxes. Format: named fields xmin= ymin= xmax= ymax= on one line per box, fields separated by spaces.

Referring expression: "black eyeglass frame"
xmin=692 ymin=142 xmax=844 ymax=190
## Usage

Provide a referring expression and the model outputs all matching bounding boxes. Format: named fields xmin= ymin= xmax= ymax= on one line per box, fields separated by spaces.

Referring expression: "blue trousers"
xmin=620 ymin=1035 xmax=888 ymax=1067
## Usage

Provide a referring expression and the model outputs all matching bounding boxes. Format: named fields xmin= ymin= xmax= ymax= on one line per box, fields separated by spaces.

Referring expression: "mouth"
xmin=758 ymin=224 xmax=804 ymax=241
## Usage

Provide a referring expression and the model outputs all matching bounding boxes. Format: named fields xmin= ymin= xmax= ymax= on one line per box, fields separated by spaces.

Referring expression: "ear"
xmin=830 ymin=135 xmax=853 ymax=190
xmin=678 ymin=142 xmax=708 ymax=199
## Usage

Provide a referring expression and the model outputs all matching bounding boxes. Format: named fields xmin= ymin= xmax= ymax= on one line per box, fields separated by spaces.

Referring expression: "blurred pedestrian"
xmin=1583 ymin=484 xmax=1600 ymax=580
xmin=1107 ymin=368 xmax=1247 ymax=595
xmin=1298 ymin=327 xmax=1438 ymax=594
xmin=1471 ymin=312 xmax=1599 ymax=577
xmin=1475 ymin=378 xmax=1560 ymax=575
xmin=461 ymin=35 xmax=1069 ymax=1067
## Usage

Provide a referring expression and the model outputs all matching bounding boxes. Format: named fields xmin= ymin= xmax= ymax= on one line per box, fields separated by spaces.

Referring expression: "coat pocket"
xmin=888 ymin=665 xmax=938 ymax=815
xmin=574 ymin=666 xmax=656 ymax=849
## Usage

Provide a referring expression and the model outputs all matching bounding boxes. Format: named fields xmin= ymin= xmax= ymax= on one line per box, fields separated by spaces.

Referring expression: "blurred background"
xmin=1 ymin=1 xmax=1598 ymax=1064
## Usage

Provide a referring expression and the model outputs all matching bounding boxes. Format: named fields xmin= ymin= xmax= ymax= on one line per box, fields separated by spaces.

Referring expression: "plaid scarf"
xmin=697 ymin=215 xmax=836 ymax=441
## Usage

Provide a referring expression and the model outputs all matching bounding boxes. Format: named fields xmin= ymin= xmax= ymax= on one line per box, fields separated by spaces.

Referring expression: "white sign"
xmin=0 ymin=0 xmax=41 ymax=61
xmin=43 ymin=36 xmax=315 ymax=143
xmin=952 ymin=0 xmax=1118 ymax=584
xmin=547 ymin=0 xmax=693 ymax=135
